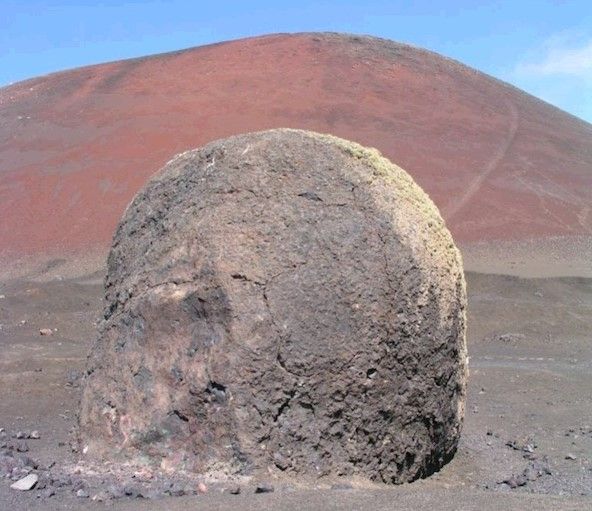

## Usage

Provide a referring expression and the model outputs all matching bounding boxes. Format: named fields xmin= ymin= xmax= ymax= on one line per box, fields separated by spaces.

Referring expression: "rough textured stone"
xmin=79 ymin=129 xmax=467 ymax=483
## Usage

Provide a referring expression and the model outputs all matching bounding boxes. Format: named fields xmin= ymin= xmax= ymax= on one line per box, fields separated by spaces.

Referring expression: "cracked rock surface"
xmin=79 ymin=129 xmax=467 ymax=483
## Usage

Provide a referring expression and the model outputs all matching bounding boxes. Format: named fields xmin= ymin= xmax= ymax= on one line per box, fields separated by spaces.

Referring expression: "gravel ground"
xmin=0 ymin=265 xmax=591 ymax=510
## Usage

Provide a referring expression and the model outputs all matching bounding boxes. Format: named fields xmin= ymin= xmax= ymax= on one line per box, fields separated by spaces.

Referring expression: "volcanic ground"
xmin=1 ymin=33 xmax=591 ymax=262
xmin=0 ymin=33 xmax=591 ymax=510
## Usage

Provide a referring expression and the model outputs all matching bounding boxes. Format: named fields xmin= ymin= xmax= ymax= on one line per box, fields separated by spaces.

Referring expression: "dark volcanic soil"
xmin=1 ymin=265 xmax=591 ymax=510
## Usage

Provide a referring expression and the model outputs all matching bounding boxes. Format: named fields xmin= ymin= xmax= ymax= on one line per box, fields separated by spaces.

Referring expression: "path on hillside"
xmin=445 ymin=98 xmax=519 ymax=220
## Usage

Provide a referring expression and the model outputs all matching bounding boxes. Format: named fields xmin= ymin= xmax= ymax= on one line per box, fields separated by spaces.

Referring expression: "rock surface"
xmin=79 ymin=129 xmax=467 ymax=483
xmin=10 ymin=473 xmax=38 ymax=491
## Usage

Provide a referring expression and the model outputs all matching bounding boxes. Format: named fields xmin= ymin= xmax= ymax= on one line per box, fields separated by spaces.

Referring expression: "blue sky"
xmin=1 ymin=0 xmax=591 ymax=122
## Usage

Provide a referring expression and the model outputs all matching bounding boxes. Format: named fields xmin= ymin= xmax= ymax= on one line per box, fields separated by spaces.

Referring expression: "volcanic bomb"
xmin=79 ymin=129 xmax=467 ymax=484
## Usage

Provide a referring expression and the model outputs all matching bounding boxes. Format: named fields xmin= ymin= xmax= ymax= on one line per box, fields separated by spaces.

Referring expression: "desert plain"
xmin=0 ymin=33 xmax=591 ymax=510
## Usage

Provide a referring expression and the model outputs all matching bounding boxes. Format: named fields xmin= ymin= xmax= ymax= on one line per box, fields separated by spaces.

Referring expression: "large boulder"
xmin=79 ymin=129 xmax=467 ymax=483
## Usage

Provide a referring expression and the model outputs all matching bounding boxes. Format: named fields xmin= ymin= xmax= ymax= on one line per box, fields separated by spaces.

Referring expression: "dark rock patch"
xmin=79 ymin=129 xmax=467 ymax=484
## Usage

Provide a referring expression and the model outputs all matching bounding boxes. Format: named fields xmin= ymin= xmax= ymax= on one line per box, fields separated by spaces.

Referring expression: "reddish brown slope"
xmin=1 ymin=33 xmax=591 ymax=258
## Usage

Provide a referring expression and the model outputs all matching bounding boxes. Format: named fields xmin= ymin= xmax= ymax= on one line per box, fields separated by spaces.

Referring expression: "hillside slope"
xmin=1 ymin=33 xmax=591 ymax=258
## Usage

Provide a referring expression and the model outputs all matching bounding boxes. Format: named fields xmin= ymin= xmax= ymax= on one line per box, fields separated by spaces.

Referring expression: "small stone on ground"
xmin=10 ymin=473 xmax=38 ymax=491
xmin=255 ymin=483 xmax=274 ymax=494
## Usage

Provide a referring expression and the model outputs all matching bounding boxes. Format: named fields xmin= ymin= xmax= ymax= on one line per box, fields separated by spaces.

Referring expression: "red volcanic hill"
xmin=1 ymin=33 xmax=591 ymax=260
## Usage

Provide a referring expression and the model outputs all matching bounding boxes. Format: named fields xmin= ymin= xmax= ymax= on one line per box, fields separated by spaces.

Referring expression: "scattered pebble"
xmin=92 ymin=491 xmax=110 ymax=502
xmin=66 ymin=369 xmax=82 ymax=387
xmin=39 ymin=328 xmax=53 ymax=336
xmin=499 ymin=458 xmax=552 ymax=490
xmin=30 ymin=430 xmax=40 ymax=439
xmin=39 ymin=488 xmax=55 ymax=498
xmin=197 ymin=481 xmax=208 ymax=494
xmin=255 ymin=483 xmax=274 ymax=494
xmin=273 ymin=452 xmax=290 ymax=470
xmin=71 ymin=478 xmax=86 ymax=491
xmin=502 ymin=474 xmax=527 ymax=489
xmin=76 ymin=488 xmax=89 ymax=498
xmin=331 ymin=482 xmax=353 ymax=490
xmin=16 ymin=441 xmax=29 ymax=453
xmin=498 ymin=333 xmax=526 ymax=343
xmin=565 ymin=453 xmax=577 ymax=460
xmin=123 ymin=484 xmax=145 ymax=498
xmin=108 ymin=484 xmax=125 ymax=499
xmin=10 ymin=473 xmax=38 ymax=491
xmin=505 ymin=438 xmax=537 ymax=453
xmin=523 ymin=465 xmax=540 ymax=481
xmin=226 ymin=484 xmax=241 ymax=495
xmin=168 ymin=482 xmax=186 ymax=496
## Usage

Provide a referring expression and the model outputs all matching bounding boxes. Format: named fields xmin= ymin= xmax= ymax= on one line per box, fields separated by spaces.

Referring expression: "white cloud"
xmin=516 ymin=36 xmax=592 ymax=78
xmin=504 ymin=33 xmax=592 ymax=123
